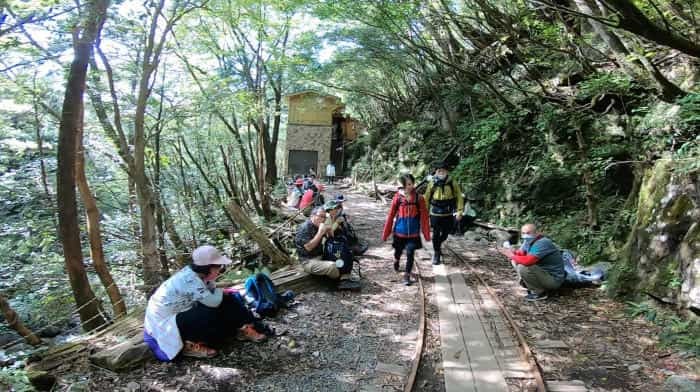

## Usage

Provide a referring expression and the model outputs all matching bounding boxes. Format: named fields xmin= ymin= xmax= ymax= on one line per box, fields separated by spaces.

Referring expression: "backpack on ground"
xmin=560 ymin=249 xmax=606 ymax=287
xmin=244 ymin=273 xmax=294 ymax=317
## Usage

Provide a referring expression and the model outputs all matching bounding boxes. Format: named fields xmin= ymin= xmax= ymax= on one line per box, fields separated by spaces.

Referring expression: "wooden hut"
xmin=284 ymin=91 xmax=360 ymax=176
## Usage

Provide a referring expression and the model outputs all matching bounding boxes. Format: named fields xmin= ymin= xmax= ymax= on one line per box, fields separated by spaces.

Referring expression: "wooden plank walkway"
xmin=436 ymin=237 xmax=589 ymax=392
xmin=434 ymin=263 xmax=509 ymax=392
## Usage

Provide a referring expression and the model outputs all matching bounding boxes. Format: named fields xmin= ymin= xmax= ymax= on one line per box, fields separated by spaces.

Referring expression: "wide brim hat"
xmin=335 ymin=194 xmax=346 ymax=203
xmin=192 ymin=245 xmax=232 ymax=266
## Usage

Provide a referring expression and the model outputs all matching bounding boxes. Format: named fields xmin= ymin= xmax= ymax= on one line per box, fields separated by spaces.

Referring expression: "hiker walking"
xmin=143 ymin=245 xmax=265 ymax=361
xmin=424 ymin=161 xmax=464 ymax=265
xmin=382 ymin=173 xmax=431 ymax=285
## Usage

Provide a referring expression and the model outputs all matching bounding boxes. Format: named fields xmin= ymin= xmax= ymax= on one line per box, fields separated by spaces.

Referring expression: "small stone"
xmin=27 ymin=370 xmax=56 ymax=391
xmin=312 ymin=351 xmax=319 ymax=357
xmin=464 ymin=231 xmax=482 ymax=241
xmin=663 ymin=375 xmax=700 ymax=392
xmin=66 ymin=381 xmax=89 ymax=392
xmin=628 ymin=364 xmax=641 ymax=372
xmin=287 ymin=339 xmax=296 ymax=348
xmin=38 ymin=326 xmax=63 ymax=338
xmin=125 ymin=382 xmax=140 ymax=392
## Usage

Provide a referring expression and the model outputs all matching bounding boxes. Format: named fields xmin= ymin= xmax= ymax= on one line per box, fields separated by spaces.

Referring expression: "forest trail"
xmin=83 ymin=185 xmax=426 ymax=391
xmin=30 ymin=184 xmax=699 ymax=391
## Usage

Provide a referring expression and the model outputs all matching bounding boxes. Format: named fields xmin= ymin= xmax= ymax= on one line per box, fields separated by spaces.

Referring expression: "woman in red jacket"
xmin=382 ymin=174 xmax=431 ymax=285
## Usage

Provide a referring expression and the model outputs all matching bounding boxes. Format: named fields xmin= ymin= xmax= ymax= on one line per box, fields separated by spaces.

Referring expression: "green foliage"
xmin=678 ymin=93 xmax=700 ymax=131
xmin=578 ymin=72 xmax=635 ymax=99
xmin=626 ymin=301 xmax=700 ymax=356
xmin=626 ymin=301 xmax=657 ymax=321
xmin=0 ymin=369 xmax=34 ymax=392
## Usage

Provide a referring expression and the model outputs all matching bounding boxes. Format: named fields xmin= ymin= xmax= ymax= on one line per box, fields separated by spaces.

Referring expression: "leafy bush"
xmin=0 ymin=369 xmax=33 ymax=392
xmin=578 ymin=72 xmax=634 ymax=99
xmin=626 ymin=301 xmax=700 ymax=356
xmin=677 ymin=93 xmax=700 ymax=130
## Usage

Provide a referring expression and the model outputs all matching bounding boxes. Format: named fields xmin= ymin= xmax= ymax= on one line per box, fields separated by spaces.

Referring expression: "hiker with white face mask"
xmin=424 ymin=161 xmax=464 ymax=265
xmin=498 ymin=223 xmax=566 ymax=301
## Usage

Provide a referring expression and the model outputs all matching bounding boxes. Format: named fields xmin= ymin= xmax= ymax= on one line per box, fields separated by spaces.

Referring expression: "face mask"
xmin=522 ymin=234 xmax=535 ymax=240
xmin=435 ymin=174 xmax=446 ymax=180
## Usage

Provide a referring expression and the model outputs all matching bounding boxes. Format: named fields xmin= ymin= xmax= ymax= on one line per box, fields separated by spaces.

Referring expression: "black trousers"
xmin=393 ymin=237 xmax=420 ymax=275
xmin=431 ymin=215 xmax=454 ymax=255
xmin=175 ymin=294 xmax=253 ymax=348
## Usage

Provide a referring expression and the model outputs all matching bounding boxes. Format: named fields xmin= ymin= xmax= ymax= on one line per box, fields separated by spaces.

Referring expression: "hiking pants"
xmin=430 ymin=215 xmax=454 ymax=255
xmin=301 ymin=257 xmax=341 ymax=279
xmin=176 ymin=294 xmax=253 ymax=348
xmin=327 ymin=175 xmax=334 ymax=184
xmin=514 ymin=263 xmax=563 ymax=295
xmin=394 ymin=238 xmax=419 ymax=275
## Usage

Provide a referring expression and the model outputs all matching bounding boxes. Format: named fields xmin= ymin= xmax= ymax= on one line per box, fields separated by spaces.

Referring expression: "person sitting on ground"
xmin=294 ymin=205 xmax=358 ymax=290
xmin=424 ymin=161 xmax=464 ymax=265
xmin=497 ymin=223 xmax=566 ymax=302
xmin=287 ymin=178 xmax=305 ymax=209
xmin=299 ymin=177 xmax=325 ymax=213
xmin=382 ymin=173 xmax=431 ymax=285
xmin=143 ymin=245 xmax=266 ymax=361
xmin=333 ymin=194 xmax=368 ymax=256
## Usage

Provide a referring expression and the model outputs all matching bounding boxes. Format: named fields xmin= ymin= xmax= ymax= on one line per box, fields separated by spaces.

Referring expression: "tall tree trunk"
xmin=76 ymin=127 xmax=126 ymax=317
xmin=160 ymin=198 xmax=188 ymax=268
xmin=0 ymin=293 xmax=41 ymax=346
xmin=128 ymin=177 xmax=140 ymax=240
xmin=153 ymin=71 xmax=169 ymax=276
xmin=56 ymin=0 xmax=108 ymax=332
xmin=132 ymin=0 xmax=169 ymax=290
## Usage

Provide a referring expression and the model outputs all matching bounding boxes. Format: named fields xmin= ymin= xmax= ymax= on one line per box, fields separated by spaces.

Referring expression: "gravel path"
xmin=86 ymin=186 xmax=428 ymax=392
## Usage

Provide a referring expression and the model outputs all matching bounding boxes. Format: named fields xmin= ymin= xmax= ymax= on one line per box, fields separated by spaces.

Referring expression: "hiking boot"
xmin=337 ymin=279 xmax=361 ymax=291
xmin=403 ymin=273 xmax=413 ymax=286
xmin=182 ymin=341 xmax=217 ymax=358
xmin=525 ymin=292 xmax=548 ymax=302
xmin=393 ymin=259 xmax=400 ymax=272
xmin=237 ymin=324 xmax=267 ymax=342
xmin=432 ymin=252 xmax=441 ymax=265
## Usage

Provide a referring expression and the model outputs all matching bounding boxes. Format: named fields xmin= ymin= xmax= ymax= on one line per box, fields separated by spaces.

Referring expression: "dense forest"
xmin=0 ymin=0 xmax=698 ymax=390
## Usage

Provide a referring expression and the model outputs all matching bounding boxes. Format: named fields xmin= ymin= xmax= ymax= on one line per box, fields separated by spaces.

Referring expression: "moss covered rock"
xmin=612 ymin=156 xmax=700 ymax=314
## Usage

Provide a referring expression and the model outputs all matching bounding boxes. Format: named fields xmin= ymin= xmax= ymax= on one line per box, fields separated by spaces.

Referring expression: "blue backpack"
xmin=244 ymin=273 xmax=294 ymax=317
